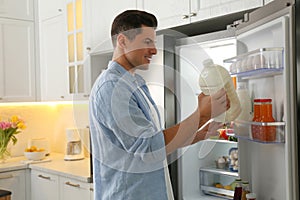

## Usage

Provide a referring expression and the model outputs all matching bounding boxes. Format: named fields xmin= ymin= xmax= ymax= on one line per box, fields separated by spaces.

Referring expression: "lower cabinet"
xmin=0 ymin=169 xmax=27 ymax=200
xmin=31 ymin=169 xmax=93 ymax=200
xmin=31 ymin=170 xmax=59 ymax=200
xmin=59 ymin=176 xmax=91 ymax=200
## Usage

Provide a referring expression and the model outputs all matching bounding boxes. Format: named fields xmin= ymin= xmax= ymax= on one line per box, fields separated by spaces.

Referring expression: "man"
xmin=89 ymin=10 xmax=229 ymax=200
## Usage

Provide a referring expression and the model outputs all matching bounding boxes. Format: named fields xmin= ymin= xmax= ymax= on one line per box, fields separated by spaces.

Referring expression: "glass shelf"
xmin=224 ymin=47 xmax=284 ymax=75
xmin=233 ymin=120 xmax=285 ymax=143
xmin=199 ymin=166 xmax=238 ymax=199
xmin=200 ymin=166 xmax=239 ymax=177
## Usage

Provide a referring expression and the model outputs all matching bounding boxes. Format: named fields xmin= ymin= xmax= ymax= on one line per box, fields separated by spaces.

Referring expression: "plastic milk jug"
xmin=198 ymin=59 xmax=241 ymax=122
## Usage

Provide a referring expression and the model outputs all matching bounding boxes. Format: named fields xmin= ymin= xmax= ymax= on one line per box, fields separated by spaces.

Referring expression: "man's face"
xmin=123 ymin=26 xmax=157 ymax=70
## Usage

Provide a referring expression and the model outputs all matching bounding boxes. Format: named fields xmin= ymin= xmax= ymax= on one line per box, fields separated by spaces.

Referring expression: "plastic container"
xmin=199 ymin=59 xmax=241 ymax=122
xmin=251 ymin=99 xmax=276 ymax=142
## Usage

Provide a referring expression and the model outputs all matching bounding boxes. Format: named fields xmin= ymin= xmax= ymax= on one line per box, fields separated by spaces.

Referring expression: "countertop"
xmin=0 ymin=153 xmax=92 ymax=183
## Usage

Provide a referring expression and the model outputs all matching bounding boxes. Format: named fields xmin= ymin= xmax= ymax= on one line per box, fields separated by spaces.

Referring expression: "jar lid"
xmin=254 ymin=98 xmax=272 ymax=103
xmin=246 ymin=193 xmax=256 ymax=198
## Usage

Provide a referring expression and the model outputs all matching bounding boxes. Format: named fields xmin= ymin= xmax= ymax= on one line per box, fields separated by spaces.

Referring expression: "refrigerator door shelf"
xmin=224 ymin=47 xmax=284 ymax=74
xmin=233 ymin=120 xmax=285 ymax=143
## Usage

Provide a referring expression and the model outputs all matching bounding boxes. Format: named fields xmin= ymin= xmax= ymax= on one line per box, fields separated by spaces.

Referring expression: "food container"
xmin=24 ymin=151 xmax=46 ymax=161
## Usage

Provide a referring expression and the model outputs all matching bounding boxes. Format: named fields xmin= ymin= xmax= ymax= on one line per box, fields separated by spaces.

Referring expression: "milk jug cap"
xmin=202 ymin=59 xmax=214 ymax=67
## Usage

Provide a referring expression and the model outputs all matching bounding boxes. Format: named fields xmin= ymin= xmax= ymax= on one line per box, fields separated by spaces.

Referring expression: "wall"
xmin=0 ymin=102 xmax=89 ymax=157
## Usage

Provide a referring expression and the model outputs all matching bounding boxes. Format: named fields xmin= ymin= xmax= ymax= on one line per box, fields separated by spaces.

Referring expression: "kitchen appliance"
xmin=172 ymin=0 xmax=298 ymax=199
xmin=64 ymin=128 xmax=85 ymax=161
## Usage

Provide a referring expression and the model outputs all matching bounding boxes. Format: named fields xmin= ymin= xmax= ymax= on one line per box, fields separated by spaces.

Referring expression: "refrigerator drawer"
xmin=199 ymin=167 xmax=238 ymax=199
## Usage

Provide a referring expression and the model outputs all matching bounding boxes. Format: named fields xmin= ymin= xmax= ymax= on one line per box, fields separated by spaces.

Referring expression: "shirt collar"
xmin=108 ymin=61 xmax=145 ymax=87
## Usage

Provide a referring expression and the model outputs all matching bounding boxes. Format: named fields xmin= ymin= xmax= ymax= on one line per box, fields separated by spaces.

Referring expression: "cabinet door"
xmin=0 ymin=170 xmax=26 ymax=200
xmin=38 ymin=0 xmax=64 ymax=21
xmin=60 ymin=176 xmax=90 ymax=200
xmin=0 ymin=18 xmax=36 ymax=102
xmin=87 ymin=0 xmax=137 ymax=52
xmin=142 ymin=0 xmax=190 ymax=30
xmin=190 ymin=0 xmax=263 ymax=23
xmin=0 ymin=0 xmax=34 ymax=20
xmin=31 ymin=170 xmax=59 ymax=200
xmin=39 ymin=14 xmax=70 ymax=101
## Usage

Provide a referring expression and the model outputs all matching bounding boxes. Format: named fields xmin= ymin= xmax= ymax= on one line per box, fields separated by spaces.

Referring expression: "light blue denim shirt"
xmin=89 ymin=61 xmax=168 ymax=200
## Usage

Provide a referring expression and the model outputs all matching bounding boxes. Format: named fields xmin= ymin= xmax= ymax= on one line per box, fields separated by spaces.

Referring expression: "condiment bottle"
xmin=251 ymin=99 xmax=276 ymax=142
xmin=246 ymin=193 xmax=256 ymax=200
xmin=199 ymin=59 xmax=241 ymax=123
xmin=233 ymin=178 xmax=242 ymax=200
xmin=241 ymin=181 xmax=250 ymax=200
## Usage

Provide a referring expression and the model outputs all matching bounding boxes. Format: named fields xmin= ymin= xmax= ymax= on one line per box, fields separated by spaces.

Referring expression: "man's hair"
xmin=111 ymin=10 xmax=158 ymax=47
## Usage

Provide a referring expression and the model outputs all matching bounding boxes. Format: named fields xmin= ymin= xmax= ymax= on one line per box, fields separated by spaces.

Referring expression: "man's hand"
xmin=197 ymin=88 xmax=230 ymax=122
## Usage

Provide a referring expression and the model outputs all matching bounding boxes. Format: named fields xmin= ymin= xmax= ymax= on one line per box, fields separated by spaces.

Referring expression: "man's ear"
xmin=117 ymin=34 xmax=126 ymax=48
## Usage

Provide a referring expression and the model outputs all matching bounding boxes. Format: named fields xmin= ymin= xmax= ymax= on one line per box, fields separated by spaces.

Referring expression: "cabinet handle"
xmin=190 ymin=12 xmax=197 ymax=17
xmin=0 ymin=174 xmax=13 ymax=179
xmin=182 ymin=14 xmax=189 ymax=19
xmin=0 ymin=97 xmax=2 ymax=100
xmin=83 ymin=94 xmax=89 ymax=98
xmin=90 ymin=188 xmax=94 ymax=192
xmin=65 ymin=181 xmax=80 ymax=188
xmin=38 ymin=174 xmax=51 ymax=180
xmin=60 ymin=96 xmax=65 ymax=99
xmin=86 ymin=47 xmax=91 ymax=51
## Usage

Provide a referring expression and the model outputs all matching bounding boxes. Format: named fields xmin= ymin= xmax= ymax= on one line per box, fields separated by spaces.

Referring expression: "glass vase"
xmin=0 ymin=141 xmax=11 ymax=163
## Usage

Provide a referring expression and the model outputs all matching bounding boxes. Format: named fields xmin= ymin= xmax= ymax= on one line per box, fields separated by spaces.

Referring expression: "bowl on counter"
xmin=24 ymin=151 xmax=46 ymax=161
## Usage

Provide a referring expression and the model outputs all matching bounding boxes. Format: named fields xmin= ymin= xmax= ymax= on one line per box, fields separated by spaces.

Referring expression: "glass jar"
xmin=241 ymin=181 xmax=250 ymax=200
xmin=251 ymin=99 xmax=276 ymax=142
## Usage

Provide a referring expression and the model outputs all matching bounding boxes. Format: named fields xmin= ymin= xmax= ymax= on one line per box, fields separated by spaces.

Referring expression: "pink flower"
xmin=0 ymin=122 xmax=12 ymax=130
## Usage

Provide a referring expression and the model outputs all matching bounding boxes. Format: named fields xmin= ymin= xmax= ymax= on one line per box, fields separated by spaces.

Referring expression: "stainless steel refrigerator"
xmin=171 ymin=0 xmax=298 ymax=199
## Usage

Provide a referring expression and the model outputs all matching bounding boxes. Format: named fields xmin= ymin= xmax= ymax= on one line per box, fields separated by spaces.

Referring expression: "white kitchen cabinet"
xmin=0 ymin=0 xmax=34 ymax=21
xmin=141 ymin=0 xmax=190 ymax=30
xmin=59 ymin=176 xmax=91 ymax=200
xmin=190 ymin=0 xmax=263 ymax=23
xmin=0 ymin=18 xmax=36 ymax=102
xmin=90 ymin=183 xmax=94 ymax=200
xmin=0 ymin=170 xmax=27 ymax=200
xmin=39 ymin=13 xmax=70 ymax=101
xmin=31 ymin=170 xmax=60 ymax=200
xmin=140 ymin=0 xmax=264 ymax=30
xmin=38 ymin=0 xmax=64 ymax=21
xmin=87 ymin=0 xmax=137 ymax=52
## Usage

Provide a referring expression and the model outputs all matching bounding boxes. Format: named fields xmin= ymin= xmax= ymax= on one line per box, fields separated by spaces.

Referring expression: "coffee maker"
xmin=64 ymin=128 xmax=85 ymax=161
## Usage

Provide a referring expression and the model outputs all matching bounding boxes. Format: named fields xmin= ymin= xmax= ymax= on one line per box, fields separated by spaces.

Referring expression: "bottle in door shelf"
xmin=241 ymin=181 xmax=250 ymax=200
xmin=251 ymin=99 xmax=276 ymax=142
xmin=233 ymin=178 xmax=242 ymax=200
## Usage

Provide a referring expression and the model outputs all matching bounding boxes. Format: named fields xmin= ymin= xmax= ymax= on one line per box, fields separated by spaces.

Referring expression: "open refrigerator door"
xmin=224 ymin=2 xmax=297 ymax=199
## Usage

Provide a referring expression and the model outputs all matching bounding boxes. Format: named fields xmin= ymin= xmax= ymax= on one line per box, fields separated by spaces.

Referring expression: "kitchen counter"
xmin=0 ymin=153 xmax=92 ymax=183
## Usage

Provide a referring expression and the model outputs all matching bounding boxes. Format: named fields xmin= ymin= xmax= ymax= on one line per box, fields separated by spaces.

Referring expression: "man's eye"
xmin=144 ymin=39 xmax=153 ymax=45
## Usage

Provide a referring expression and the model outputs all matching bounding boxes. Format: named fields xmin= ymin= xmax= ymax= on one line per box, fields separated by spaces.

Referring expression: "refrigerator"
xmin=171 ymin=0 xmax=298 ymax=200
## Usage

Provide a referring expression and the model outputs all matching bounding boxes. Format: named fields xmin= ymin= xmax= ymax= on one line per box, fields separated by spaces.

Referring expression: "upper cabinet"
xmin=0 ymin=18 xmax=36 ymax=102
xmin=87 ymin=0 xmax=137 ymax=53
xmin=0 ymin=0 xmax=34 ymax=21
xmin=38 ymin=0 xmax=64 ymax=21
xmin=140 ymin=0 xmax=264 ymax=30
xmin=141 ymin=0 xmax=190 ymax=30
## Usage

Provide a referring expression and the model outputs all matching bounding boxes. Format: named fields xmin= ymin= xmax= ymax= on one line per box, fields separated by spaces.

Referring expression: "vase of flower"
xmin=0 ymin=116 xmax=26 ymax=163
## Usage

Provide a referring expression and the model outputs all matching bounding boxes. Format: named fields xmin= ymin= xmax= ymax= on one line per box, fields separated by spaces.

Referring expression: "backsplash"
xmin=0 ymin=102 xmax=89 ymax=157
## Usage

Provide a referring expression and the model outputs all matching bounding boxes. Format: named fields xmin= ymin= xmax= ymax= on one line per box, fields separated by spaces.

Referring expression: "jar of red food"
xmin=251 ymin=99 xmax=276 ymax=142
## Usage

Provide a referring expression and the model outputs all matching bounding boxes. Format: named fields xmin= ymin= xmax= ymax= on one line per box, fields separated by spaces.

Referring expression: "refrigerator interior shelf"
xmin=224 ymin=47 xmax=284 ymax=75
xmin=200 ymin=166 xmax=239 ymax=177
xmin=233 ymin=120 xmax=285 ymax=143
xmin=200 ymin=185 xmax=233 ymax=199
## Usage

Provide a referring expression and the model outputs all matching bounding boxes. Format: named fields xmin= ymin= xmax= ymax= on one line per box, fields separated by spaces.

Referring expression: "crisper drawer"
xmin=199 ymin=167 xmax=238 ymax=199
